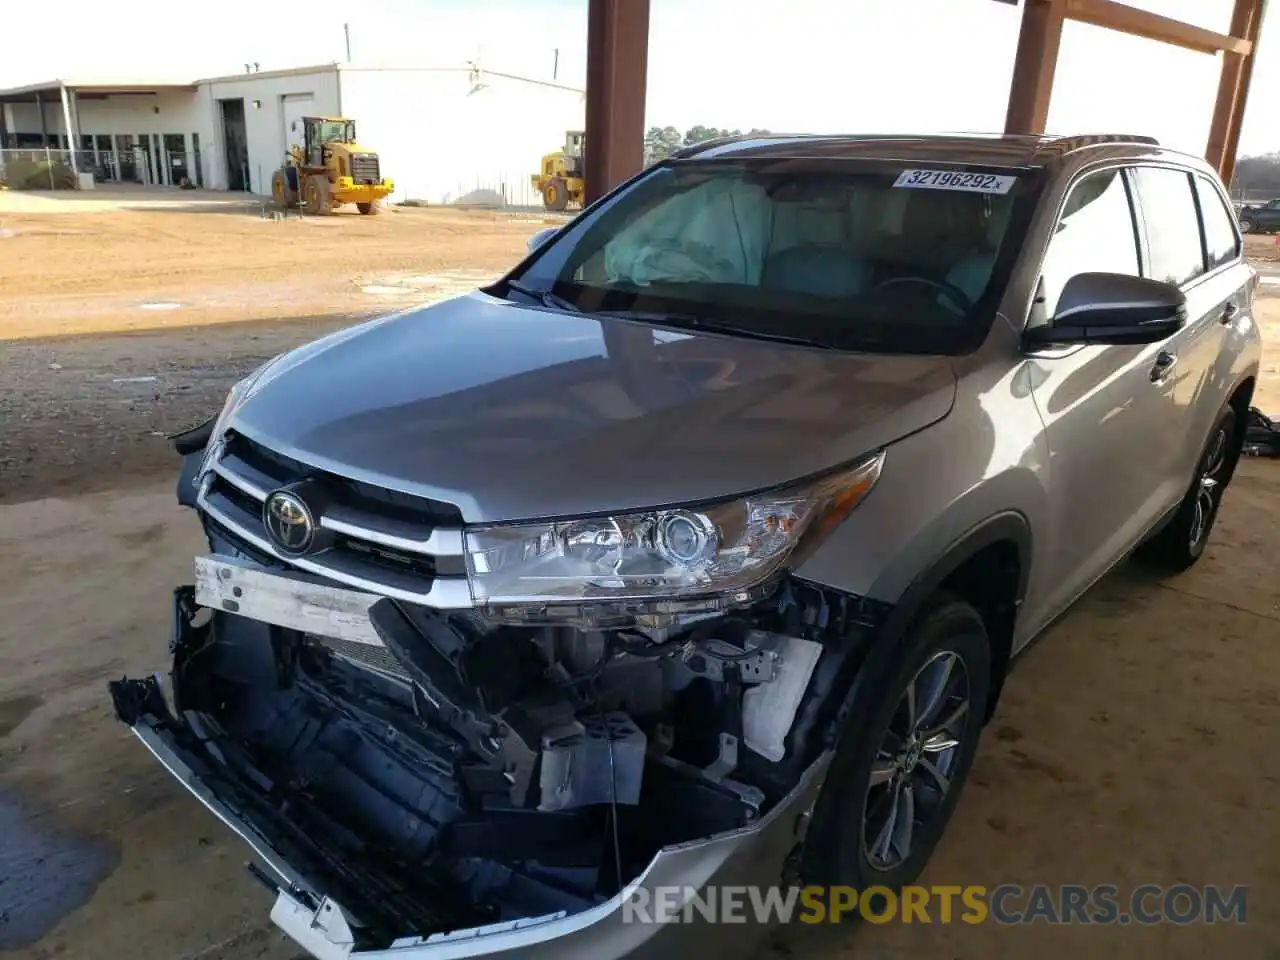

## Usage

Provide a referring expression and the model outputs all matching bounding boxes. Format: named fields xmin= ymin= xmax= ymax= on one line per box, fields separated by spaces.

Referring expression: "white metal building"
xmin=0 ymin=62 xmax=585 ymax=205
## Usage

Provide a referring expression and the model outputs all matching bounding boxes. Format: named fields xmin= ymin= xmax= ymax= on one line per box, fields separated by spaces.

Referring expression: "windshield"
xmin=316 ymin=120 xmax=354 ymax=143
xmin=510 ymin=158 xmax=1038 ymax=353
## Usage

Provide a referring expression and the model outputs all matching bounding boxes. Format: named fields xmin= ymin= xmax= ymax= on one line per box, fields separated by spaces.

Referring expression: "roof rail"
xmin=1056 ymin=133 xmax=1160 ymax=152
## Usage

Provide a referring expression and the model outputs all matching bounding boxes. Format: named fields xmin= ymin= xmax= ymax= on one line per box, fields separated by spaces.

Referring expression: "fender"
xmin=874 ymin=510 xmax=1032 ymax=647
xmin=869 ymin=510 xmax=1031 ymax=723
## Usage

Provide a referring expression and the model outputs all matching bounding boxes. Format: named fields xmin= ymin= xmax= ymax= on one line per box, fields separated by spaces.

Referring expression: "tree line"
xmin=1232 ymin=153 xmax=1280 ymax=197
xmin=644 ymin=125 xmax=773 ymax=165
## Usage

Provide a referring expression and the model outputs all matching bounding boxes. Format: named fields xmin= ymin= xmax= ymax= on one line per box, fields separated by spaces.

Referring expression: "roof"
xmin=198 ymin=63 xmax=340 ymax=85
xmin=678 ymin=133 xmax=1175 ymax=169
xmin=0 ymin=78 xmax=196 ymax=101
xmin=0 ymin=62 xmax=583 ymax=99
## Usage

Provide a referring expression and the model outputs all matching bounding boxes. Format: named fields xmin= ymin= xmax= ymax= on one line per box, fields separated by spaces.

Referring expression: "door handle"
xmin=1150 ymin=351 xmax=1178 ymax=383
xmin=1220 ymin=301 xmax=1240 ymax=324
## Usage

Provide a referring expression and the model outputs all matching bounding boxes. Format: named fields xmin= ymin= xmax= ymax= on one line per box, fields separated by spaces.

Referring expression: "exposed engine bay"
xmin=110 ymin=548 xmax=885 ymax=951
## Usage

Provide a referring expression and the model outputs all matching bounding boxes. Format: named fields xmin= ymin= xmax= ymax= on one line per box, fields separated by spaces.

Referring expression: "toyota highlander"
xmin=110 ymin=132 xmax=1260 ymax=959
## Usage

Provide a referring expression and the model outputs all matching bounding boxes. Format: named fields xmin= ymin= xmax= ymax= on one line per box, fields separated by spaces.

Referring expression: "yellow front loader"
xmin=531 ymin=130 xmax=585 ymax=212
xmin=271 ymin=117 xmax=394 ymax=215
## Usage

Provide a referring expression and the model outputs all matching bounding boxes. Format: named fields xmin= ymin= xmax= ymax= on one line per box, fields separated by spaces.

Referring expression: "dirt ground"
xmin=1 ymin=189 xmax=1278 ymax=959
xmin=0 ymin=188 xmax=564 ymax=504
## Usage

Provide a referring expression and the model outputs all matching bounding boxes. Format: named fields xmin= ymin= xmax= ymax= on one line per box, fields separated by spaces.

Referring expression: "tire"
xmin=801 ymin=595 xmax=990 ymax=895
xmin=542 ymin=179 xmax=569 ymax=212
xmin=303 ymin=175 xmax=332 ymax=215
xmin=1137 ymin=406 xmax=1237 ymax=574
xmin=270 ymin=169 xmax=297 ymax=208
xmin=1240 ymin=217 xmax=1256 ymax=234
xmin=357 ymin=201 xmax=380 ymax=215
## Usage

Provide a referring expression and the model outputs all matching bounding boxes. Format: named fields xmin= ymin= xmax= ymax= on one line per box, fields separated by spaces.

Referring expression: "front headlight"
xmin=464 ymin=452 xmax=884 ymax=608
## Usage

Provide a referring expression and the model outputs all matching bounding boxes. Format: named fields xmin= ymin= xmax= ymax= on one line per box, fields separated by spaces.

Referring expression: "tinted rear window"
xmin=1194 ymin=175 xmax=1241 ymax=270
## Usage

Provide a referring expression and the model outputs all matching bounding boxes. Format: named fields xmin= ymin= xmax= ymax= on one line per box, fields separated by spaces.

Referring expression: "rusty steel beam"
xmin=583 ymin=0 xmax=650 ymax=205
xmin=1207 ymin=0 xmax=1267 ymax=186
xmin=1065 ymin=0 xmax=1252 ymax=56
xmin=1005 ymin=0 xmax=1067 ymax=134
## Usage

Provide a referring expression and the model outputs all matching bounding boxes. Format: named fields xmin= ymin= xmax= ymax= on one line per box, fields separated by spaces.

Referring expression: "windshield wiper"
xmin=595 ymin=309 xmax=839 ymax=350
xmin=503 ymin=279 xmax=582 ymax=313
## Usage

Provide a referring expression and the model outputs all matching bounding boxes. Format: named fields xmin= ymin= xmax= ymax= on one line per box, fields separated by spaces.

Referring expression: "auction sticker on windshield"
xmin=894 ymin=169 xmax=1018 ymax=194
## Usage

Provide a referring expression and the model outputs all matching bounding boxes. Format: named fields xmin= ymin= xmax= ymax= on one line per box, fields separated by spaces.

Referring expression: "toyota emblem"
xmin=263 ymin=489 xmax=317 ymax=556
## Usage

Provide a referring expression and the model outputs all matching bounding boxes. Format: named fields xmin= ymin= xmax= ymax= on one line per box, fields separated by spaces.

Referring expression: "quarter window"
xmin=1132 ymin=167 xmax=1205 ymax=286
xmin=1194 ymin=175 xmax=1241 ymax=270
xmin=1039 ymin=168 xmax=1140 ymax=315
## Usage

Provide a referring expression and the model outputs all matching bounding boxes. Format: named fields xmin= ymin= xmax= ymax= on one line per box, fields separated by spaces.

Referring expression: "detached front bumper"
xmin=111 ymin=664 xmax=830 ymax=960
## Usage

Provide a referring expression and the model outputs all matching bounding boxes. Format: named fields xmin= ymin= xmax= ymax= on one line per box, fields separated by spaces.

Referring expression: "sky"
xmin=3 ymin=0 xmax=1277 ymax=158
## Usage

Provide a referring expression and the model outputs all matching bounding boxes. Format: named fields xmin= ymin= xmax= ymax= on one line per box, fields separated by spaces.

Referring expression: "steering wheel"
xmin=873 ymin=275 xmax=974 ymax=315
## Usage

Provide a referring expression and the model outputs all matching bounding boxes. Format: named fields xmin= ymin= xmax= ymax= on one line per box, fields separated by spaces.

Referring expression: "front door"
xmin=1021 ymin=166 xmax=1180 ymax=633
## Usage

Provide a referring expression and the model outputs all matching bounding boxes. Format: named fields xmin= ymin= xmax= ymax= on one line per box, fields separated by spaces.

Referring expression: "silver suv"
xmin=110 ymin=133 xmax=1261 ymax=959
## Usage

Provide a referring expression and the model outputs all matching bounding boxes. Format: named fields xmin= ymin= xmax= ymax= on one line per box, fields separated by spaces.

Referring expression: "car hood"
xmin=231 ymin=292 xmax=957 ymax=522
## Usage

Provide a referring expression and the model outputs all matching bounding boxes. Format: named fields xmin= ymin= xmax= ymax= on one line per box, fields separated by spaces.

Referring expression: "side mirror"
xmin=1025 ymin=272 xmax=1186 ymax=347
xmin=527 ymin=227 xmax=558 ymax=253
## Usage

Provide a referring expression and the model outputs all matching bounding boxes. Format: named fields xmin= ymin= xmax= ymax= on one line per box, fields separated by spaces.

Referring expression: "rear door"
xmin=1129 ymin=166 xmax=1244 ymax=491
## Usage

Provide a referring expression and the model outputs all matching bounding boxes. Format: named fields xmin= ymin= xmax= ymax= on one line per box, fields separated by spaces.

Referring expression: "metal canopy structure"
xmin=582 ymin=0 xmax=1267 ymax=203
xmin=0 ymin=79 xmax=197 ymax=174
xmin=1006 ymin=0 xmax=1267 ymax=186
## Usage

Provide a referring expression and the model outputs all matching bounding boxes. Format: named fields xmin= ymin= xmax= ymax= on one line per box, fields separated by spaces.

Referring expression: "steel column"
xmin=36 ymin=90 xmax=49 ymax=146
xmin=583 ymin=0 xmax=650 ymax=205
xmin=60 ymin=85 xmax=79 ymax=174
xmin=1206 ymin=0 xmax=1267 ymax=187
xmin=1004 ymin=0 xmax=1067 ymax=135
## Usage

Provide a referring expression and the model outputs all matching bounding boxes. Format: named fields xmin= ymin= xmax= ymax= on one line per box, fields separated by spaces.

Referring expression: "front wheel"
xmin=802 ymin=596 xmax=990 ymax=893
xmin=1137 ymin=406 xmax=1237 ymax=574
xmin=542 ymin=178 xmax=569 ymax=212
xmin=357 ymin=201 xmax=380 ymax=215
xmin=1240 ymin=217 xmax=1256 ymax=234
xmin=303 ymin=175 xmax=332 ymax=215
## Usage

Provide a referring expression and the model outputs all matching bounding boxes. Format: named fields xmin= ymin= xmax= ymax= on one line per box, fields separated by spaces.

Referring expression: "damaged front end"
xmin=109 ymin=426 xmax=889 ymax=958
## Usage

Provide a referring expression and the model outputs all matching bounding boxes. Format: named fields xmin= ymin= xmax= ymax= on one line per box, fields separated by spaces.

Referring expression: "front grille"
xmin=225 ymin=433 xmax=461 ymax=529
xmin=197 ymin=431 xmax=473 ymax=608
xmin=350 ymin=153 xmax=380 ymax=184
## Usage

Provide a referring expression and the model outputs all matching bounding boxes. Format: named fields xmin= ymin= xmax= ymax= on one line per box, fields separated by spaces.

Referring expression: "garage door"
xmin=282 ymin=94 xmax=314 ymax=155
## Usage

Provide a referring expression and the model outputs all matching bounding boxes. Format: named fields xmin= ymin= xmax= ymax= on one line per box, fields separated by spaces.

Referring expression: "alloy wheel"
xmin=862 ymin=650 xmax=972 ymax=871
xmin=1189 ymin=426 xmax=1229 ymax=549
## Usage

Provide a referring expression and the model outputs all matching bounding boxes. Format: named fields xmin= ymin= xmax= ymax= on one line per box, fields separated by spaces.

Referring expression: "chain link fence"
xmin=0 ymin=149 xmax=101 ymax=190
xmin=401 ymin=165 xmax=549 ymax=212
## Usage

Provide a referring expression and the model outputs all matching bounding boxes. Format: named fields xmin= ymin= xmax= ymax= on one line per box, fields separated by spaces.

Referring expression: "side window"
xmin=1040 ymin=168 xmax=1140 ymax=315
xmin=1195 ymin=175 xmax=1241 ymax=269
xmin=1132 ymin=167 xmax=1205 ymax=286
